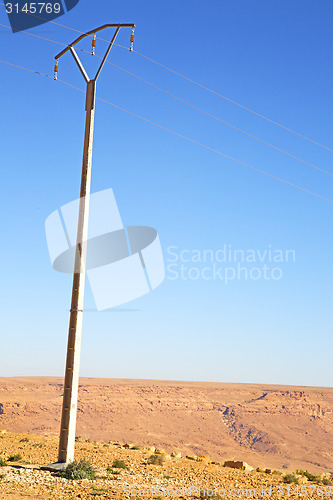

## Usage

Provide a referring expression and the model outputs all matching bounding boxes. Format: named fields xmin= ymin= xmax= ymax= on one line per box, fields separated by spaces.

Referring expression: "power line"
xmin=97 ymin=97 xmax=333 ymax=204
xmin=127 ymin=49 xmax=333 ymax=154
xmin=1 ymin=58 xmax=332 ymax=204
xmin=0 ymin=22 xmax=331 ymax=179
xmin=103 ymin=60 xmax=333 ymax=178
xmin=0 ymin=21 xmax=66 ymax=45
xmin=0 ymin=58 xmax=53 ymax=78
xmin=1 ymin=2 xmax=331 ymax=153
xmin=0 ymin=58 xmax=86 ymax=93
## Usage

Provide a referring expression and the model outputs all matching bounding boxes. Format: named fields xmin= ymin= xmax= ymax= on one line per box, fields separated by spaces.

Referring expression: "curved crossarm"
xmin=55 ymin=23 xmax=135 ymax=60
xmin=55 ymin=23 xmax=135 ymax=83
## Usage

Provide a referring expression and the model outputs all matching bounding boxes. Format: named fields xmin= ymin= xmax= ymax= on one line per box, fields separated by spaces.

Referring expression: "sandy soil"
xmin=0 ymin=431 xmax=332 ymax=500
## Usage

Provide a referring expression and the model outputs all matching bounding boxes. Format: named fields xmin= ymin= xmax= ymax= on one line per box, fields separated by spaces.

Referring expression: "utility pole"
xmin=46 ymin=23 xmax=135 ymax=470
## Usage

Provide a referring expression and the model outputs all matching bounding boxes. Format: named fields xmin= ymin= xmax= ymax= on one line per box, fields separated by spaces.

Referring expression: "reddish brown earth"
xmin=0 ymin=377 xmax=333 ymax=473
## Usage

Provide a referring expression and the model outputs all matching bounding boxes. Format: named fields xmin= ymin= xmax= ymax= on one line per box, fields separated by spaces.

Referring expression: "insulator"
xmin=130 ymin=28 xmax=135 ymax=52
xmin=54 ymin=59 xmax=59 ymax=80
xmin=92 ymin=34 xmax=96 ymax=55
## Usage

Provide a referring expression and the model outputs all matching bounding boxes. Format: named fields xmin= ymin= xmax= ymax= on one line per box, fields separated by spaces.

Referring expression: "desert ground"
xmin=0 ymin=431 xmax=333 ymax=500
xmin=0 ymin=377 xmax=333 ymax=475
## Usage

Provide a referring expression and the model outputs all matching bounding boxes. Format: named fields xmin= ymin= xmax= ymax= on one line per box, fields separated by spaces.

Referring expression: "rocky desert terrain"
xmin=0 ymin=377 xmax=333 ymax=475
xmin=0 ymin=431 xmax=332 ymax=499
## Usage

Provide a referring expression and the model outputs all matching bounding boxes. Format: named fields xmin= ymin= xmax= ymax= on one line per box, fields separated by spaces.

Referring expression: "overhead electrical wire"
xmin=103 ymin=60 xmax=333 ymax=178
xmin=1 ymin=2 xmax=331 ymax=153
xmin=124 ymin=49 xmax=333 ymax=154
xmin=0 ymin=57 xmax=332 ymax=204
xmin=0 ymin=22 xmax=332 ymax=179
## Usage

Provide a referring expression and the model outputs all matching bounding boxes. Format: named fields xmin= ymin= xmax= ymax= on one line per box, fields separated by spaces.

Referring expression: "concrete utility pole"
xmin=47 ymin=24 xmax=135 ymax=470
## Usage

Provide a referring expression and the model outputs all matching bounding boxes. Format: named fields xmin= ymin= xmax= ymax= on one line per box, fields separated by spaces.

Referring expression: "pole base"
xmin=41 ymin=462 xmax=68 ymax=472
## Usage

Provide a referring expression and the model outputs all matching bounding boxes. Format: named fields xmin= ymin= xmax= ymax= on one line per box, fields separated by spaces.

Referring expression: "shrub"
xmin=295 ymin=469 xmax=324 ymax=482
xmin=60 ymin=459 xmax=96 ymax=480
xmin=284 ymin=474 xmax=299 ymax=484
xmin=75 ymin=436 xmax=91 ymax=443
xmin=296 ymin=470 xmax=316 ymax=481
xmin=148 ymin=454 xmax=165 ymax=466
xmin=322 ymin=478 xmax=333 ymax=486
xmin=0 ymin=460 xmax=7 ymax=467
xmin=131 ymin=445 xmax=143 ymax=450
xmin=200 ymin=491 xmax=222 ymax=500
xmin=111 ymin=459 xmax=128 ymax=469
xmin=90 ymin=486 xmax=107 ymax=496
xmin=19 ymin=437 xmax=29 ymax=443
xmin=107 ymin=467 xmax=121 ymax=474
xmin=7 ymin=454 xmax=22 ymax=462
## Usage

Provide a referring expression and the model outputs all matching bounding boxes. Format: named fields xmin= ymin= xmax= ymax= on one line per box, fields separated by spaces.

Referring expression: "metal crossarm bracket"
xmin=55 ymin=24 xmax=135 ymax=84
xmin=55 ymin=23 xmax=135 ymax=60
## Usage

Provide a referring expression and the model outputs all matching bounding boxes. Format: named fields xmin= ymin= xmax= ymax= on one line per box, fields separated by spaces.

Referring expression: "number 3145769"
xmin=5 ymin=3 xmax=61 ymax=14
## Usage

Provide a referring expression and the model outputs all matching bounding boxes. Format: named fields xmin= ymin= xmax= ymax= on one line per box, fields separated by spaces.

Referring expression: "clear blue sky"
xmin=1 ymin=0 xmax=332 ymax=386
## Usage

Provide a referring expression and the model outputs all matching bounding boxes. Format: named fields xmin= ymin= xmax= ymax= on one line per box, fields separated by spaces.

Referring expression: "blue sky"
xmin=0 ymin=0 xmax=332 ymax=385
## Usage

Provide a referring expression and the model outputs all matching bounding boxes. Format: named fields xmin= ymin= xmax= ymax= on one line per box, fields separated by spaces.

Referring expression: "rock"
xmin=171 ymin=452 xmax=182 ymax=459
xmin=197 ymin=455 xmax=210 ymax=463
xmin=123 ymin=443 xmax=132 ymax=449
xmin=0 ymin=430 xmax=6 ymax=435
xmin=155 ymin=448 xmax=165 ymax=454
xmin=146 ymin=446 xmax=156 ymax=453
xmin=296 ymin=475 xmax=308 ymax=484
xmin=224 ymin=461 xmax=254 ymax=471
xmin=265 ymin=469 xmax=272 ymax=474
xmin=130 ymin=445 xmax=143 ymax=450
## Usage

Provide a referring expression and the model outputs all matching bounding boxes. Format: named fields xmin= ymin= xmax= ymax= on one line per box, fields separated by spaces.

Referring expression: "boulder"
xmin=146 ymin=446 xmax=156 ymax=453
xmin=296 ymin=475 xmax=308 ymax=484
xmin=224 ymin=461 xmax=254 ymax=471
